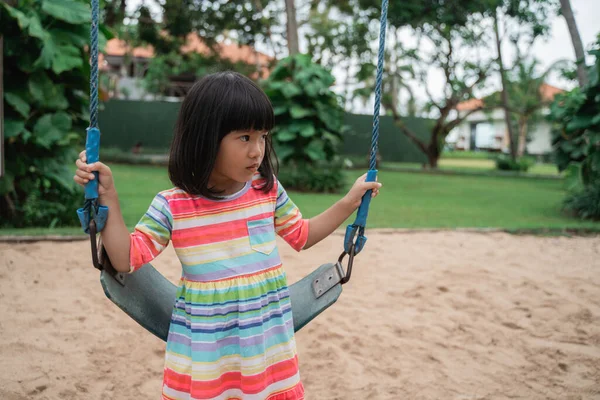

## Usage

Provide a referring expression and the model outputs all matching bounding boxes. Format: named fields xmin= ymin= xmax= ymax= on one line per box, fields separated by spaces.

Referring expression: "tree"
xmin=492 ymin=0 xmax=555 ymax=162
xmin=548 ymin=35 xmax=600 ymax=220
xmin=285 ymin=0 xmax=299 ymax=55
xmin=0 ymin=0 xmax=104 ymax=227
xmin=559 ymin=0 xmax=589 ymax=87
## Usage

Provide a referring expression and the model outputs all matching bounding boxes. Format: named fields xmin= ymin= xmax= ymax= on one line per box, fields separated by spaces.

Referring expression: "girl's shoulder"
xmin=155 ymin=187 xmax=193 ymax=202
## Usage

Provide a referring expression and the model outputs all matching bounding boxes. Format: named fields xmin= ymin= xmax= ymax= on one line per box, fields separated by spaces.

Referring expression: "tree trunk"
xmin=559 ymin=0 xmax=589 ymax=88
xmin=494 ymin=11 xmax=518 ymax=161
xmin=517 ymin=117 xmax=528 ymax=157
xmin=285 ymin=0 xmax=300 ymax=55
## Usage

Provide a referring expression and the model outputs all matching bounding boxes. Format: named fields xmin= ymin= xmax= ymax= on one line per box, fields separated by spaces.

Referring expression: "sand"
xmin=1 ymin=231 xmax=599 ymax=400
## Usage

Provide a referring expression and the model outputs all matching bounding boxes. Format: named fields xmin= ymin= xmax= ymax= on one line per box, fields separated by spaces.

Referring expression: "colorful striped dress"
xmin=129 ymin=174 xmax=308 ymax=400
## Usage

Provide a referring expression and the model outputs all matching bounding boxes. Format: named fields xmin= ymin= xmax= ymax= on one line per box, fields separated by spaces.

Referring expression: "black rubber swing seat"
xmin=98 ymin=246 xmax=344 ymax=341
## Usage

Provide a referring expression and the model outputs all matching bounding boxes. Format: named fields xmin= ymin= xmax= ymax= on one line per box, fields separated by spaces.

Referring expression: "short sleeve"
xmin=274 ymin=180 xmax=309 ymax=252
xmin=129 ymin=193 xmax=173 ymax=272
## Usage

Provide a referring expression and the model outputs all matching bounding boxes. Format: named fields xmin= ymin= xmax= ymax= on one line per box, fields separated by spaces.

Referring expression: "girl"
xmin=74 ymin=71 xmax=381 ymax=400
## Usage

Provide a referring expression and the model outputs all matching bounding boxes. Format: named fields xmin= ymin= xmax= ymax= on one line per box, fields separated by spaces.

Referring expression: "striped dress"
xmin=129 ymin=174 xmax=308 ymax=400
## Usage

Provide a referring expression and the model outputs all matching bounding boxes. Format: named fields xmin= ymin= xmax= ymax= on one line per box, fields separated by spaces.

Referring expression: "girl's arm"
xmin=304 ymin=174 xmax=381 ymax=250
xmin=74 ymin=153 xmax=131 ymax=273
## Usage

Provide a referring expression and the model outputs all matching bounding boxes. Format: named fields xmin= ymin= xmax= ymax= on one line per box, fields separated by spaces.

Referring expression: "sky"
xmin=127 ymin=0 xmax=599 ymax=114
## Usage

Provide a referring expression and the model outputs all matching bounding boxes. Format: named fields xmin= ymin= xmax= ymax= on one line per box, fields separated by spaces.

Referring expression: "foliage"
xmin=0 ymin=0 xmax=100 ymax=227
xmin=262 ymin=54 xmax=346 ymax=192
xmin=495 ymin=154 xmax=534 ymax=171
xmin=548 ymin=34 xmax=600 ymax=220
xmin=142 ymin=51 xmax=257 ymax=97
xmin=263 ymin=55 xmax=345 ymax=162
xmin=277 ymin=163 xmax=345 ymax=193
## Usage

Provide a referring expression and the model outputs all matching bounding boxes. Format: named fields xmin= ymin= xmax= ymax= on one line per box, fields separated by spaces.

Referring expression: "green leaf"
xmin=273 ymin=106 xmax=288 ymax=116
xmin=566 ymin=115 xmax=593 ymax=132
xmin=33 ymin=112 xmax=73 ymax=149
xmin=305 ymin=140 xmax=326 ymax=161
xmin=3 ymin=4 xmax=30 ymax=30
xmin=27 ymin=12 xmax=48 ymax=40
xmin=299 ymin=125 xmax=316 ymax=138
xmin=280 ymin=82 xmax=303 ymax=99
xmin=52 ymin=43 xmax=83 ymax=74
xmin=28 ymin=73 xmax=69 ymax=110
xmin=275 ymin=145 xmax=295 ymax=162
xmin=275 ymin=129 xmax=296 ymax=142
xmin=290 ymin=106 xmax=314 ymax=119
xmin=41 ymin=0 xmax=91 ymax=24
xmin=591 ymin=113 xmax=600 ymax=125
xmin=33 ymin=37 xmax=56 ymax=70
xmin=5 ymin=92 xmax=31 ymax=118
xmin=5 ymin=119 xmax=26 ymax=138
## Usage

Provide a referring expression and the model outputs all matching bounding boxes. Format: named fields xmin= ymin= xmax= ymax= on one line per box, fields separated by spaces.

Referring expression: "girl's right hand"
xmin=74 ymin=150 xmax=116 ymax=198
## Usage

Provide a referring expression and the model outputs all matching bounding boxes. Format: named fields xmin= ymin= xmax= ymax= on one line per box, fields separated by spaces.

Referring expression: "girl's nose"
xmin=248 ymin=139 xmax=263 ymax=159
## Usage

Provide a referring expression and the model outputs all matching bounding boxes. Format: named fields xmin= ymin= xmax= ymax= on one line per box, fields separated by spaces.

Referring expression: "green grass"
xmin=382 ymin=159 xmax=561 ymax=177
xmin=2 ymin=163 xmax=597 ymax=237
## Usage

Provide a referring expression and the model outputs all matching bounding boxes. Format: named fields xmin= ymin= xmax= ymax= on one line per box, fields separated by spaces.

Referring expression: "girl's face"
xmin=209 ymin=129 xmax=269 ymax=194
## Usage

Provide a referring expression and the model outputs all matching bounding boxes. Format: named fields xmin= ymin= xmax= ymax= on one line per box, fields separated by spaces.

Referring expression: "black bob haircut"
xmin=168 ymin=71 xmax=277 ymax=198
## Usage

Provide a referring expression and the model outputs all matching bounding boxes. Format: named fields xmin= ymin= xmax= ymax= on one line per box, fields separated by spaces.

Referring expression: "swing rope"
xmin=76 ymin=0 xmax=108 ymax=270
xmin=342 ymin=0 xmax=388 ymax=269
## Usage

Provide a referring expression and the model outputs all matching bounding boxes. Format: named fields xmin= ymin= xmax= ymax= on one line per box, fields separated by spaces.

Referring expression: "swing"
xmin=77 ymin=0 xmax=389 ymax=340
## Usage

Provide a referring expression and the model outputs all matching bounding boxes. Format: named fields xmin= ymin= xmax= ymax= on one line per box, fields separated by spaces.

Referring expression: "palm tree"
xmin=559 ymin=0 xmax=589 ymax=87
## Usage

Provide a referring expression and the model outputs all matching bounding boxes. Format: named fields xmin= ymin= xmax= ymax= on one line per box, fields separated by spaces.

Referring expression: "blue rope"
xmin=370 ymin=0 xmax=388 ymax=171
xmin=344 ymin=0 xmax=388 ymax=255
xmin=77 ymin=0 xmax=108 ymax=234
xmin=89 ymin=0 xmax=99 ymax=128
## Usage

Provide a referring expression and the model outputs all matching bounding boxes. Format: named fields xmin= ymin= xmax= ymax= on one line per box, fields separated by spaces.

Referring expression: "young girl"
xmin=74 ymin=71 xmax=381 ymax=400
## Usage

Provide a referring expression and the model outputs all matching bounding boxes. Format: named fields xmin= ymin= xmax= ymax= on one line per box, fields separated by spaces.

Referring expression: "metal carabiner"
xmin=88 ymin=218 xmax=103 ymax=271
xmin=338 ymin=244 xmax=356 ymax=285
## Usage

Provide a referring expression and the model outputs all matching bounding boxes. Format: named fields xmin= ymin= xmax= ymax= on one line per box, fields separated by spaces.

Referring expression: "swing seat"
xmin=99 ymin=250 xmax=343 ymax=340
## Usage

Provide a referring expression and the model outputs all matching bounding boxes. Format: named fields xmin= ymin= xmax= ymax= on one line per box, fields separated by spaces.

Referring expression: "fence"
xmin=98 ymin=100 xmax=434 ymax=163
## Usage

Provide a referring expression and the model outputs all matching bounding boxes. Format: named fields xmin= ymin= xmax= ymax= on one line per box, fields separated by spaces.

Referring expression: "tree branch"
xmin=387 ymin=102 xmax=428 ymax=154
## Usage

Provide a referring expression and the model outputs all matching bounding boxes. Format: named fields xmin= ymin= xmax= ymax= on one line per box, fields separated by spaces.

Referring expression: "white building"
xmin=448 ymin=83 xmax=564 ymax=155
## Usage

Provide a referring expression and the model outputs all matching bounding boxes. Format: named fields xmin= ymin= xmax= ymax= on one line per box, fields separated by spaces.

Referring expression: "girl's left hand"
xmin=343 ymin=173 xmax=382 ymax=210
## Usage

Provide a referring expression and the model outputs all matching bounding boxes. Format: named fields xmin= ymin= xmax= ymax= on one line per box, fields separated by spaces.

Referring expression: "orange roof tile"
xmin=103 ymin=33 xmax=273 ymax=73
xmin=455 ymin=83 xmax=565 ymax=111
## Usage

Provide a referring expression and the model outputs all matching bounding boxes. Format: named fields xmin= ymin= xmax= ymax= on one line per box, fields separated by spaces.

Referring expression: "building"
xmin=448 ymin=84 xmax=564 ymax=155
xmin=99 ymin=33 xmax=273 ymax=100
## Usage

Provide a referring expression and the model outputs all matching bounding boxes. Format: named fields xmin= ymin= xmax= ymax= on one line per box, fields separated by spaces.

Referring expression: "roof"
xmin=102 ymin=33 xmax=273 ymax=77
xmin=456 ymin=83 xmax=565 ymax=112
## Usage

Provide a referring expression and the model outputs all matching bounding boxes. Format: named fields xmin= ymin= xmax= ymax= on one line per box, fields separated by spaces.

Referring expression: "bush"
xmin=563 ymin=184 xmax=600 ymax=221
xmin=0 ymin=1 xmax=101 ymax=228
xmin=278 ymin=162 xmax=345 ymax=193
xmin=495 ymin=154 xmax=534 ymax=172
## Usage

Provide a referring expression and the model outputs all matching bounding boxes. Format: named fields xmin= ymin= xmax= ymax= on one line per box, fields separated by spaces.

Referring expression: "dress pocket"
xmin=247 ymin=217 xmax=277 ymax=255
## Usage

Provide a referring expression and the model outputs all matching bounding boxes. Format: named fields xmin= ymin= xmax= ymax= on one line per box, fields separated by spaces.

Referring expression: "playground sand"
xmin=1 ymin=231 xmax=599 ymax=399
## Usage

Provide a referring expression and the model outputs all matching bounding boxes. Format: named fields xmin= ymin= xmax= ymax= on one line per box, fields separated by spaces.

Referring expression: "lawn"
xmin=382 ymin=159 xmax=561 ymax=176
xmin=1 ymin=163 xmax=596 ymax=236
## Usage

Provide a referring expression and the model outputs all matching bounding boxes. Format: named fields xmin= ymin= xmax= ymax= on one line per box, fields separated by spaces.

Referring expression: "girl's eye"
xmin=240 ymin=135 xmax=250 ymax=142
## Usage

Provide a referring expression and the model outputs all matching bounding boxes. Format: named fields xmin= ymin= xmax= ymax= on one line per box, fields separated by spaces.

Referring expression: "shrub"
xmin=277 ymin=162 xmax=345 ymax=193
xmin=495 ymin=154 xmax=534 ymax=172
xmin=0 ymin=0 xmax=102 ymax=228
xmin=262 ymin=54 xmax=346 ymax=192
xmin=563 ymin=184 xmax=600 ymax=221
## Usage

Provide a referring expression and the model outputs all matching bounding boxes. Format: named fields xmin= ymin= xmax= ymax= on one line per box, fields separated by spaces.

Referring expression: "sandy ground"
xmin=1 ymin=231 xmax=599 ymax=400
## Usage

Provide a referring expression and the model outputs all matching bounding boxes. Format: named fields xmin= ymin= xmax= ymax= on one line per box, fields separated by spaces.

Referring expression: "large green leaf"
xmin=4 ymin=119 xmax=26 ymax=138
xmin=33 ymin=112 xmax=73 ymax=149
xmin=298 ymin=125 xmax=316 ymax=138
xmin=5 ymin=92 xmax=31 ymax=118
xmin=3 ymin=4 xmax=30 ymax=30
xmin=275 ymin=129 xmax=296 ymax=142
xmin=290 ymin=106 xmax=314 ymax=119
xmin=41 ymin=0 xmax=91 ymax=24
xmin=28 ymin=73 xmax=69 ymax=110
xmin=26 ymin=12 xmax=48 ymax=40
xmin=566 ymin=115 xmax=593 ymax=132
xmin=52 ymin=43 xmax=83 ymax=74
xmin=280 ymin=82 xmax=303 ymax=99
xmin=305 ymin=140 xmax=326 ymax=161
